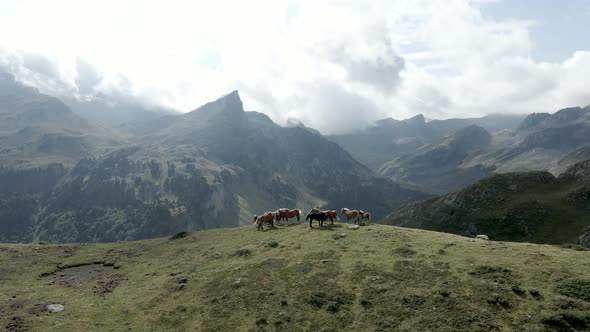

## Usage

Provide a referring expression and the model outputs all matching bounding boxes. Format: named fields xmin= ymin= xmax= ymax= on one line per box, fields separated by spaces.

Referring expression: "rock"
xmin=340 ymin=233 xmax=347 ymax=238
xmin=46 ymin=304 xmax=64 ymax=313
xmin=176 ymin=284 xmax=186 ymax=290
xmin=577 ymin=227 xmax=590 ymax=248
xmin=475 ymin=234 xmax=489 ymax=240
xmin=348 ymin=225 xmax=360 ymax=230
xmin=176 ymin=305 xmax=187 ymax=312
xmin=174 ymin=276 xmax=188 ymax=284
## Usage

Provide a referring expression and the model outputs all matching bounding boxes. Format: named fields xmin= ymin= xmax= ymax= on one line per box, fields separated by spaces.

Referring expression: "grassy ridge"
xmin=1 ymin=224 xmax=589 ymax=331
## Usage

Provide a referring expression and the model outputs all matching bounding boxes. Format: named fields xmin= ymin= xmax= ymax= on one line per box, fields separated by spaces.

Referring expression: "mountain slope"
xmin=379 ymin=125 xmax=495 ymax=194
xmin=382 ymin=159 xmax=590 ymax=245
xmin=329 ymin=113 xmax=523 ymax=171
xmin=0 ymin=72 xmax=124 ymax=167
xmin=469 ymin=106 xmax=590 ymax=173
xmin=1 ymin=224 xmax=589 ymax=331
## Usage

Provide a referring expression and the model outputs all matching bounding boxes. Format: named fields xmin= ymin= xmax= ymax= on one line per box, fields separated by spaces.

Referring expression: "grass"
xmin=0 ymin=224 xmax=589 ymax=331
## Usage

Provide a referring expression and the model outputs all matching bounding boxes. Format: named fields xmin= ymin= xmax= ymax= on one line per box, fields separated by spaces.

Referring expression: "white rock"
xmin=475 ymin=234 xmax=489 ymax=240
xmin=47 ymin=304 xmax=64 ymax=313
xmin=340 ymin=233 xmax=347 ymax=238
xmin=348 ymin=225 xmax=360 ymax=230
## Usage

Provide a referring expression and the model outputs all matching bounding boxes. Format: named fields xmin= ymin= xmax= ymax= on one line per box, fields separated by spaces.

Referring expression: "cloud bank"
xmin=0 ymin=0 xmax=589 ymax=134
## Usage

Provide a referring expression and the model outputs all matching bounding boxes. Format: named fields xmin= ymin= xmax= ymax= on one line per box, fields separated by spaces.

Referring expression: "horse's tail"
xmin=253 ymin=215 xmax=258 ymax=223
xmin=305 ymin=213 xmax=311 ymax=221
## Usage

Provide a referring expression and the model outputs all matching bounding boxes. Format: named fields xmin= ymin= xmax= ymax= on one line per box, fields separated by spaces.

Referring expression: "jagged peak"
xmin=404 ymin=114 xmax=426 ymax=125
xmin=560 ymin=159 xmax=590 ymax=178
xmin=189 ymin=90 xmax=244 ymax=115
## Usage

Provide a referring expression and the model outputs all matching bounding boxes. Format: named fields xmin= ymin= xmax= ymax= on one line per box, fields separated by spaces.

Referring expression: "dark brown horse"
xmin=341 ymin=208 xmax=361 ymax=224
xmin=306 ymin=211 xmax=329 ymax=228
xmin=310 ymin=208 xmax=339 ymax=224
xmin=254 ymin=212 xmax=275 ymax=231
xmin=276 ymin=208 xmax=302 ymax=224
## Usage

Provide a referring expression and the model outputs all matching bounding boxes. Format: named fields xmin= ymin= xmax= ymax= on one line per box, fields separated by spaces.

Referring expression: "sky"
xmin=0 ymin=0 xmax=589 ymax=134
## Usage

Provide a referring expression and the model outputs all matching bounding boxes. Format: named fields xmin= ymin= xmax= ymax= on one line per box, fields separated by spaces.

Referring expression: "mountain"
xmin=0 ymin=72 xmax=124 ymax=167
xmin=329 ymin=113 xmax=524 ymax=171
xmin=378 ymin=125 xmax=495 ymax=194
xmin=62 ymin=95 xmax=176 ymax=129
xmin=382 ymin=159 xmax=590 ymax=245
xmin=468 ymin=106 xmax=590 ymax=174
xmin=0 ymin=90 xmax=428 ymax=243
xmin=1 ymin=224 xmax=589 ymax=331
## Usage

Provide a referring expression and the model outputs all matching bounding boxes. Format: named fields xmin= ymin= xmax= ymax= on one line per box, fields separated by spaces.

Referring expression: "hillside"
xmin=1 ymin=224 xmax=589 ymax=331
xmin=379 ymin=125 xmax=495 ymax=194
xmin=382 ymin=160 xmax=590 ymax=245
xmin=0 ymin=72 xmax=124 ymax=168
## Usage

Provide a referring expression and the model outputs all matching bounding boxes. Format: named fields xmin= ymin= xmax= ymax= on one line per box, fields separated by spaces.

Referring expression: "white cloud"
xmin=0 ymin=0 xmax=589 ymax=134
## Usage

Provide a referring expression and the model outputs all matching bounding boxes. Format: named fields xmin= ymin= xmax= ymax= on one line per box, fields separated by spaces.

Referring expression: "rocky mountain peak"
xmin=450 ymin=124 xmax=491 ymax=152
xmin=188 ymin=90 xmax=244 ymax=116
xmin=560 ymin=159 xmax=590 ymax=178
xmin=517 ymin=112 xmax=551 ymax=131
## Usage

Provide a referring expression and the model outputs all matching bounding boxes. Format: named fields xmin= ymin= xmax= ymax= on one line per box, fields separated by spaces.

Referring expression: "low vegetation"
xmin=1 ymin=224 xmax=589 ymax=331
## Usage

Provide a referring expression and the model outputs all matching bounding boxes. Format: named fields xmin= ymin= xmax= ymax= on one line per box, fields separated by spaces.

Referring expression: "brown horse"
xmin=341 ymin=208 xmax=361 ymax=224
xmin=310 ymin=208 xmax=339 ymax=224
xmin=359 ymin=210 xmax=371 ymax=224
xmin=276 ymin=208 xmax=302 ymax=224
xmin=254 ymin=211 xmax=275 ymax=231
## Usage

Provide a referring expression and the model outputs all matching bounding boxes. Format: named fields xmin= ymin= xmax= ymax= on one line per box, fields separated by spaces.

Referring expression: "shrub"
xmin=169 ymin=231 xmax=189 ymax=240
xmin=557 ymin=279 xmax=590 ymax=302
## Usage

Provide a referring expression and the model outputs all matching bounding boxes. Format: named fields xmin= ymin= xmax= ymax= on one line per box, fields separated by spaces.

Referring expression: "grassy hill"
xmin=382 ymin=160 xmax=590 ymax=245
xmin=1 ymin=224 xmax=589 ymax=331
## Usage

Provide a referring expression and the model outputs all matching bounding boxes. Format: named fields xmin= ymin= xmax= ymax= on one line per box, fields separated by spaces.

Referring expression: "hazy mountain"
xmin=467 ymin=106 xmax=590 ymax=174
xmin=62 ymin=95 xmax=176 ymax=129
xmin=329 ymin=113 xmax=524 ymax=170
xmin=379 ymin=125 xmax=495 ymax=194
xmin=382 ymin=159 xmax=590 ymax=245
xmin=0 ymin=90 xmax=428 ymax=243
xmin=0 ymin=72 xmax=125 ymax=167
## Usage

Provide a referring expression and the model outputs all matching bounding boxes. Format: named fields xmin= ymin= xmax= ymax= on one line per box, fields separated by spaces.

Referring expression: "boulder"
xmin=577 ymin=228 xmax=590 ymax=248
xmin=46 ymin=304 xmax=64 ymax=313
xmin=475 ymin=234 xmax=489 ymax=240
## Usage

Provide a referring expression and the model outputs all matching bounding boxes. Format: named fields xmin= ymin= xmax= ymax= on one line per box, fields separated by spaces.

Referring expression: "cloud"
xmin=0 ymin=0 xmax=588 ymax=134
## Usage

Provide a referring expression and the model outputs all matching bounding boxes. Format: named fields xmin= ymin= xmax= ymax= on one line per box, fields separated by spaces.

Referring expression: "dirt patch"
xmin=48 ymin=264 xmax=118 ymax=288
xmin=4 ymin=315 xmax=28 ymax=332
xmin=94 ymin=274 xmax=126 ymax=295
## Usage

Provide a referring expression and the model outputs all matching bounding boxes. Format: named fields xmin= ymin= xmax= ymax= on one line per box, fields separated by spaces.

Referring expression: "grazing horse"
xmin=306 ymin=211 xmax=329 ymax=228
xmin=276 ymin=208 xmax=302 ymax=224
xmin=359 ymin=210 xmax=371 ymax=224
xmin=254 ymin=212 xmax=275 ymax=231
xmin=310 ymin=208 xmax=339 ymax=224
xmin=341 ymin=208 xmax=361 ymax=224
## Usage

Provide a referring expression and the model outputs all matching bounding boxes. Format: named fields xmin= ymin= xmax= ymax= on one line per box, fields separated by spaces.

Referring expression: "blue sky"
xmin=482 ymin=0 xmax=590 ymax=62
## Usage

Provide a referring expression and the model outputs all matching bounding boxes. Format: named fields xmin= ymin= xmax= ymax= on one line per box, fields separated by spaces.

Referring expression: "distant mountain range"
xmin=0 ymin=70 xmax=589 ymax=244
xmin=0 ymin=75 xmax=427 ymax=242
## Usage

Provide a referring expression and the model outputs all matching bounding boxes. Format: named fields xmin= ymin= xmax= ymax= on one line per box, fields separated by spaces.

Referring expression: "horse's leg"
xmin=309 ymin=218 xmax=313 ymax=228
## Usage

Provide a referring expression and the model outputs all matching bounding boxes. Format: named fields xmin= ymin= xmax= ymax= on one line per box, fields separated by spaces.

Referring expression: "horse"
xmin=254 ymin=211 xmax=275 ymax=231
xmin=306 ymin=211 xmax=329 ymax=228
xmin=341 ymin=208 xmax=361 ymax=224
xmin=276 ymin=208 xmax=302 ymax=224
xmin=359 ymin=210 xmax=371 ymax=224
xmin=310 ymin=208 xmax=339 ymax=224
